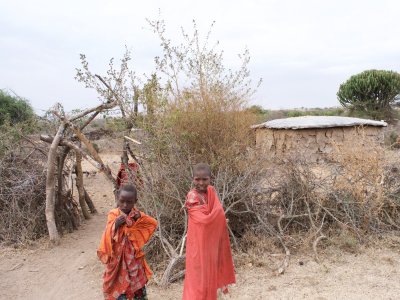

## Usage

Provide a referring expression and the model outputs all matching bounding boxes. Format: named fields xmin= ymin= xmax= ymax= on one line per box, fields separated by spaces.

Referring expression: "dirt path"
xmin=1 ymin=154 xmax=400 ymax=299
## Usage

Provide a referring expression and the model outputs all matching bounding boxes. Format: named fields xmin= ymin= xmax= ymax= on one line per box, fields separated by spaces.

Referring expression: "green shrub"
xmin=0 ymin=90 xmax=34 ymax=126
xmin=337 ymin=70 xmax=400 ymax=121
xmin=104 ymin=117 xmax=127 ymax=133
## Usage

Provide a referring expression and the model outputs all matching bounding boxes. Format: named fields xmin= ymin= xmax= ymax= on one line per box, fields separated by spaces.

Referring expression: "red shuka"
xmin=116 ymin=162 xmax=141 ymax=188
xmin=183 ymin=186 xmax=236 ymax=300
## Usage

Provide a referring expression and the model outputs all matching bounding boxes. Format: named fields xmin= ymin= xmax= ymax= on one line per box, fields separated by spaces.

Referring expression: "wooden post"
xmin=84 ymin=189 xmax=97 ymax=214
xmin=57 ymin=147 xmax=71 ymax=207
xmin=45 ymin=123 xmax=65 ymax=243
xmin=75 ymin=151 xmax=91 ymax=219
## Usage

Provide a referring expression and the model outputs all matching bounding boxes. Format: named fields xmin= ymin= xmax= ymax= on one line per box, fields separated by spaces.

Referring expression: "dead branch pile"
xmin=246 ymin=139 xmax=400 ymax=271
xmin=0 ymin=135 xmax=83 ymax=245
xmin=0 ymin=139 xmax=48 ymax=245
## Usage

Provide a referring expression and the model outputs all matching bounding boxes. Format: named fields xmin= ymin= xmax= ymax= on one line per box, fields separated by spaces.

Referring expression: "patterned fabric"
xmin=185 ymin=189 xmax=207 ymax=208
xmin=116 ymin=286 xmax=148 ymax=300
xmin=98 ymin=208 xmax=157 ymax=300
xmin=104 ymin=234 xmax=147 ymax=299
xmin=116 ymin=162 xmax=142 ymax=188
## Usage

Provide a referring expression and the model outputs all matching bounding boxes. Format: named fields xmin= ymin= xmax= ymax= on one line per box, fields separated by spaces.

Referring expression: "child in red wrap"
xmin=97 ymin=184 xmax=157 ymax=300
xmin=183 ymin=163 xmax=236 ymax=300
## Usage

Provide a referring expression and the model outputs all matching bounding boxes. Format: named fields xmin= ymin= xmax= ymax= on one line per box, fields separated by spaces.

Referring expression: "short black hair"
xmin=118 ymin=184 xmax=137 ymax=199
xmin=193 ymin=163 xmax=211 ymax=177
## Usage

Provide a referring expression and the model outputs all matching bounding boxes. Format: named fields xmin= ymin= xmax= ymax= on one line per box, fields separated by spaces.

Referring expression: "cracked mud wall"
xmin=255 ymin=126 xmax=384 ymax=162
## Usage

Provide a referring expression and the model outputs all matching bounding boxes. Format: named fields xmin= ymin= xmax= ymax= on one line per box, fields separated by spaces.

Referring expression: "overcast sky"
xmin=1 ymin=0 xmax=400 ymax=113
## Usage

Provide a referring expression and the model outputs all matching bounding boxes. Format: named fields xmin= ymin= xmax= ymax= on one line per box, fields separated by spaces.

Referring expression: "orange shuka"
xmin=97 ymin=208 xmax=157 ymax=300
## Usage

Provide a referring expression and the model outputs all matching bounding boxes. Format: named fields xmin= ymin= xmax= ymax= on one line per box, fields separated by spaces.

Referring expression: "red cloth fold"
xmin=116 ymin=162 xmax=141 ymax=187
xmin=183 ymin=186 xmax=236 ymax=300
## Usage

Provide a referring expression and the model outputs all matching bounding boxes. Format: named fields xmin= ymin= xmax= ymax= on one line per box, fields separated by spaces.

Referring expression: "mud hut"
xmin=252 ymin=116 xmax=387 ymax=162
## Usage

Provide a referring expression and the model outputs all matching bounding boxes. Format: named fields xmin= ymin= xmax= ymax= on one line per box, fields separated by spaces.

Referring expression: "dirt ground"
xmin=1 ymin=153 xmax=400 ymax=300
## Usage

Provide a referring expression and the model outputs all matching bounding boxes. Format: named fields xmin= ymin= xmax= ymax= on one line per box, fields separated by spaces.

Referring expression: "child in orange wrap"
xmin=97 ymin=184 xmax=157 ymax=300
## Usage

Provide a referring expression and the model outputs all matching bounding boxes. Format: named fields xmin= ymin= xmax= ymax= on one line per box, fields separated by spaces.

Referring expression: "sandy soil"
xmin=1 ymin=153 xmax=400 ymax=300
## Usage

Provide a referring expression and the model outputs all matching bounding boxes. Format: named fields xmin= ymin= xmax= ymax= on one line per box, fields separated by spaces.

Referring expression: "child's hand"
xmin=131 ymin=211 xmax=141 ymax=221
xmin=115 ymin=215 xmax=126 ymax=229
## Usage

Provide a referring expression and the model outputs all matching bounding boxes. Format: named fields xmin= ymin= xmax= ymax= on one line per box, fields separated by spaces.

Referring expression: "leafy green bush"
xmin=337 ymin=70 xmax=400 ymax=120
xmin=0 ymin=91 xmax=41 ymax=158
xmin=0 ymin=90 xmax=34 ymax=126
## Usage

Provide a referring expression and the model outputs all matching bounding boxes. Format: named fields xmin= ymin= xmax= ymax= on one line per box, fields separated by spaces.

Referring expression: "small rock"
xmin=299 ymin=261 xmax=304 ymax=266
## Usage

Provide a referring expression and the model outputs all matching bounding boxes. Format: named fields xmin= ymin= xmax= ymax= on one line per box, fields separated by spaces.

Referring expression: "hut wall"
xmin=255 ymin=126 xmax=384 ymax=162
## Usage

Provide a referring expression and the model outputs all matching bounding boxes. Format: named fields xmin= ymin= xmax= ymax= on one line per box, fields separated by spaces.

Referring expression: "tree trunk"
xmin=69 ymin=125 xmax=117 ymax=188
xmin=75 ymin=151 xmax=91 ymax=220
xmin=57 ymin=147 xmax=71 ymax=207
xmin=45 ymin=123 xmax=65 ymax=243
xmin=84 ymin=189 xmax=97 ymax=214
xmin=133 ymin=86 xmax=139 ymax=119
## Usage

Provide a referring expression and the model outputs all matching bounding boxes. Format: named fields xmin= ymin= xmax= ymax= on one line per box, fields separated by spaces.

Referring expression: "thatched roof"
xmin=252 ymin=116 xmax=387 ymax=130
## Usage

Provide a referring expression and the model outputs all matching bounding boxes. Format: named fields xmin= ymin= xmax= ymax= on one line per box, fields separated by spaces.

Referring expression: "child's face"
xmin=193 ymin=170 xmax=211 ymax=193
xmin=118 ymin=191 xmax=137 ymax=214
